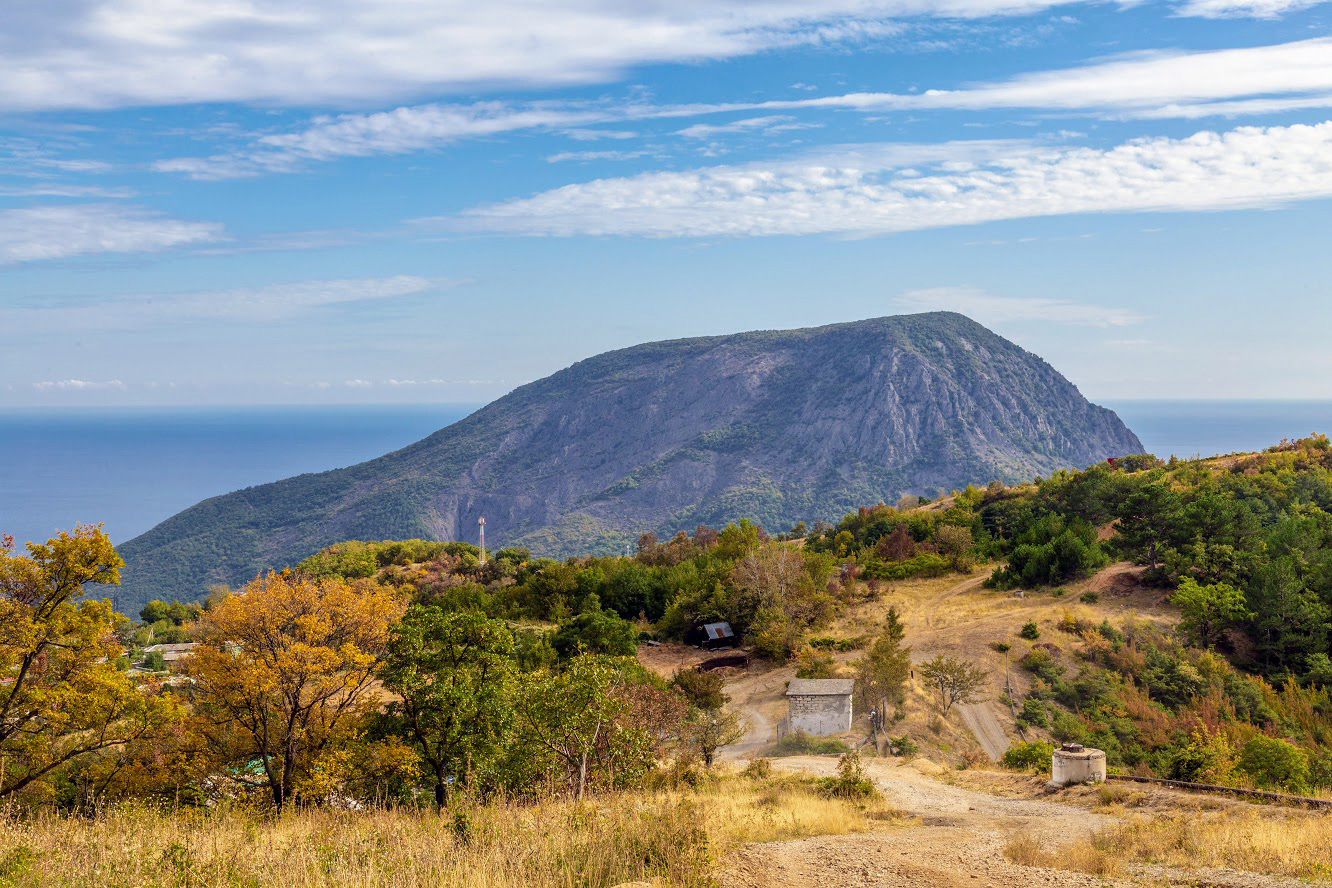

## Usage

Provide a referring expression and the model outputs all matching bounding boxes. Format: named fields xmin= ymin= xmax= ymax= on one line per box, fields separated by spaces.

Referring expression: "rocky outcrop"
xmin=115 ymin=312 xmax=1141 ymax=611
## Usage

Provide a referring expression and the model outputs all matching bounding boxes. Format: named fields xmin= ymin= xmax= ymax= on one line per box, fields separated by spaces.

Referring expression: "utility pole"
xmin=478 ymin=516 xmax=486 ymax=565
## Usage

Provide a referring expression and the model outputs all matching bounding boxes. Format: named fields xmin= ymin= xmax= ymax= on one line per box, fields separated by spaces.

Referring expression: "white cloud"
xmin=0 ymin=204 xmax=222 ymax=263
xmin=153 ymin=37 xmax=1332 ymax=179
xmin=0 ymin=0 xmax=1143 ymax=113
xmin=1173 ymin=0 xmax=1321 ymax=16
xmin=0 ymin=184 xmax=135 ymax=198
xmin=548 ymin=149 xmax=657 ymax=163
xmin=156 ymin=104 xmax=612 ymax=179
xmin=675 ymin=115 xmax=800 ymax=139
xmin=457 ymin=121 xmax=1332 ymax=238
xmin=896 ymin=287 xmax=1144 ymax=326
xmin=769 ymin=38 xmax=1332 ymax=118
xmin=5 ymin=275 xmax=447 ymax=331
xmin=32 ymin=379 xmax=127 ymax=391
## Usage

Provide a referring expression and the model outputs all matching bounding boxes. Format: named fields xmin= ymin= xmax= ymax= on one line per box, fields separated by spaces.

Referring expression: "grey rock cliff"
xmin=115 ymin=312 xmax=1142 ymax=612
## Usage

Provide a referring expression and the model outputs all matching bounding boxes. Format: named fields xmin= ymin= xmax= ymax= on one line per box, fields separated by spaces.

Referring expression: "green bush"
xmin=888 ymin=735 xmax=918 ymax=757
xmin=1017 ymin=696 xmax=1048 ymax=729
xmin=1019 ymin=622 xmax=1040 ymax=640
xmin=1002 ymin=740 xmax=1054 ymax=772
xmin=769 ymin=731 xmax=851 ymax=757
xmin=816 ymin=752 xmax=878 ymax=799
xmin=1237 ymin=735 xmax=1309 ymax=792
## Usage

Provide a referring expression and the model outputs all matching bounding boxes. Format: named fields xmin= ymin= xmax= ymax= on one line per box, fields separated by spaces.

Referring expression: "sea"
xmin=2 ymin=400 xmax=1331 ymax=549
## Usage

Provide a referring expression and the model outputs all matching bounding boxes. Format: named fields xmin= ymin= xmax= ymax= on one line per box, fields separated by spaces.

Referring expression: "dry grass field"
xmin=0 ymin=772 xmax=902 ymax=888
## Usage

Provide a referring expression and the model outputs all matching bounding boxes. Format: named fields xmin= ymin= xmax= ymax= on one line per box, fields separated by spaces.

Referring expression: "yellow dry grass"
xmin=0 ymin=773 xmax=900 ymax=888
xmin=1002 ymin=832 xmax=1121 ymax=878
xmin=1005 ymin=807 xmax=1332 ymax=883
xmin=1101 ymin=808 xmax=1332 ymax=881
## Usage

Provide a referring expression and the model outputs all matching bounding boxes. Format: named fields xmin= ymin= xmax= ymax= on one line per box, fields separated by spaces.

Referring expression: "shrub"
xmin=1003 ymin=740 xmax=1054 ymax=772
xmin=1080 ymin=591 xmax=1100 ymax=604
xmin=794 ymin=647 xmax=837 ymax=679
xmin=816 ymin=752 xmax=878 ymax=799
xmin=1017 ymin=696 xmax=1048 ymax=729
xmin=742 ymin=758 xmax=773 ymax=780
xmin=769 ymin=732 xmax=851 ymax=757
xmin=1019 ymin=622 xmax=1040 ymax=640
xmin=1237 ymin=735 xmax=1309 ymax=792
xmin=888 ymin=736 xmax=918 ymax=757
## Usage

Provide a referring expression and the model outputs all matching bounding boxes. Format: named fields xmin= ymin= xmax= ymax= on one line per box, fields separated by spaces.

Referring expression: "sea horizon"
xmin=3 ymin=398 xmax=1330 ymax=551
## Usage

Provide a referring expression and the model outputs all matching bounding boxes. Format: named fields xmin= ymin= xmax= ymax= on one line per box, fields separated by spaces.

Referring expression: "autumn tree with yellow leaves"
xmin=0 ymin=526 xmax=170 ymax=803
xmin=186 ymin=571 xmax=406 ymax=811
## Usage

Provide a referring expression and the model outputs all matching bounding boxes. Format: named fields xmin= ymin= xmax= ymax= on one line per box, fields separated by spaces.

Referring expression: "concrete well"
xmin=1050 ymin=743 xmax=1107 ymax=786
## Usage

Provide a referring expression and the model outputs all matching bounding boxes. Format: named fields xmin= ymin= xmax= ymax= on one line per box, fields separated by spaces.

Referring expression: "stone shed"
xmin=785 ymin=678 xmax=854 ymax=736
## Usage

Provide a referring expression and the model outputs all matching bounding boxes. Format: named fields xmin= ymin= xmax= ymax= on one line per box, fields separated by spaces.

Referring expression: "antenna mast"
xmin=478 ymin=516 xmax=486 ymax=565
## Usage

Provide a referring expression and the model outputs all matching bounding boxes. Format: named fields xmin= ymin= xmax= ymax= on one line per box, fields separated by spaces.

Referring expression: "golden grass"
xmin=0 ymin=773 xmax=900 ymax=888
xmin=1004 ymin=808 xmax=1332 ymax=883
xmin=1100 ymin=809 xmax=1332 ymax=881
xmin=1002 ymin=832 xmax=1122 ymax=878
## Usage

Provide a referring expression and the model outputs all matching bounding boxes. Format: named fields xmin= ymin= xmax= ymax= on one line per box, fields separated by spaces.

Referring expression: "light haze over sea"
xmin=2 ymin=400 xmax=1330 ymax=551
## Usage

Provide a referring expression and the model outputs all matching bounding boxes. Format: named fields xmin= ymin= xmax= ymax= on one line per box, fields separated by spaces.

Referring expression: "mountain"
xmin=114 ymin=313 xmax=1142 ymax=613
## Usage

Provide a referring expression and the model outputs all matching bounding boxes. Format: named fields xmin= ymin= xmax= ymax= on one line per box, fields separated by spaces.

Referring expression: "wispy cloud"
xmin=766 ymin=38 xmax=1332 ymax=119
xmin=675 ymin=115 xmax=804 ymax=139
xmin=32 ymin=379 xmax=127 ymax=392
xmin=155 ymin=104 xmax=612 ymax=179
xmin=897 ymin=287 xmax=1144 ymax=326
xmin=0 ymin=204 xmax=222 ymax=264
xmin=0 ymin=184 xmax=135 ymax=198
xmin=5 ymin=275 xmax=449 ymax=332
xmin=457 ymin=121 xmax=1332 ymax=238
xmin=151 ymin=38 xmax=1332 ymax=179
xmin=547 ymin=149 xmax=657 ymax=163
xmin=9 ymin=0 xmax=1269 ymax=114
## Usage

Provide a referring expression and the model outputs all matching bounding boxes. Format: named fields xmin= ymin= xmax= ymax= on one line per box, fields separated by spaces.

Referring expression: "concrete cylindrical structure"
xmin=1051 ymin=743 xmax=1107 ymax=786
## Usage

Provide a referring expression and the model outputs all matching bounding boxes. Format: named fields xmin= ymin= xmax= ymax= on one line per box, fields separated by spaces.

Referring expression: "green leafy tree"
xmin=1171 ymin=578 xmax=1249 ymax=647
xmin=550 ymin=604 xmax=638 ymax=659
xmin=919 ymin=655 xmax=988 ymax=717
xmin=854 ymin=607 xmax=911 ymax=738
xmin=379 ymin=607 xmax=516 ymax=809
xmin=1115 ymin=481 xmax=1182 ymax=569
xmin=514 ymin=655 xmax=646 ymax=799
xmin=1237 ymin=735 xmax=1309 ymax=792
xmin=671 ymin=668 xmax=728 ymax=711
xmin=689 ymin=708 xmax=743 ymax=768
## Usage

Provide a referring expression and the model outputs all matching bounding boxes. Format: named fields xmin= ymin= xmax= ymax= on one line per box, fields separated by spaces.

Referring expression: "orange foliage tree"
xmin=187 ymin=571 xmax=406 ymax=811
xmin=0 ymin=526 xmax=170 ymax=803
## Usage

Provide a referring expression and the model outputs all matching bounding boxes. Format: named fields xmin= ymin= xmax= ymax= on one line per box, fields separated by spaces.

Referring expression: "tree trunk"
xmin=434 ymin=763 xmax=448 ymax=812
xmin=577 ymin=753 xmax=588 ymax=801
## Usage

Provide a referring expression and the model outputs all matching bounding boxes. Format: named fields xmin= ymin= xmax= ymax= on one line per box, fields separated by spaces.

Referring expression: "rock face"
xmin=115 ymin=312 xmax=1142 ymax=611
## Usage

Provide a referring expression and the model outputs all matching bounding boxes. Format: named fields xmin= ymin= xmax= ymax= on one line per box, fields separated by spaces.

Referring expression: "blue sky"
xmin=3 ymin=0 xmax=1331 ymax=406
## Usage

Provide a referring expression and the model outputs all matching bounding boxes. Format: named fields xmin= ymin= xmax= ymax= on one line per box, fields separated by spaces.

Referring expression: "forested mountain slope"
xmin=115 ymin=312 xmax=1141 ymax=611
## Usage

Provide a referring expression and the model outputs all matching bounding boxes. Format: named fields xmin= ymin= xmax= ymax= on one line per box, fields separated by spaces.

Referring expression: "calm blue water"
xmin=0 ymin=405 xmax=478 ymax=547
xmin=2 ymin=400 xmax=1330 ymax=549
xmin=1101 ymin=400 xmax=1332 ymax=462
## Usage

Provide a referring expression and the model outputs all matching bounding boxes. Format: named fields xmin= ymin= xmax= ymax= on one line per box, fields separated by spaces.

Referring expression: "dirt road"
xmin=957 ymin=702 xmax=1010 ymax=762
xmin=723 ymin=757 xmax=1318 ymax=888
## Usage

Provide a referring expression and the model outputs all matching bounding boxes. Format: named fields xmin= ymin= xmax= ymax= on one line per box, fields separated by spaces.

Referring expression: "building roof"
xmin=786 ymin=678 xmax=854 ymax=697
xmin=702 ymin=621 xmax=734 ymax=639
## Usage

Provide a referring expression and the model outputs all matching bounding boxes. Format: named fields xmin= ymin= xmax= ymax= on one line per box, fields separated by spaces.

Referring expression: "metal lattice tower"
xmin=478 ymin=516 xmax=486 ymax=564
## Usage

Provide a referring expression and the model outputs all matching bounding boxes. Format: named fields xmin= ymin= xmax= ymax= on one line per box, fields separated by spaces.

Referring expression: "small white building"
xmin=786 ymin=678 xmax=854 ymax=736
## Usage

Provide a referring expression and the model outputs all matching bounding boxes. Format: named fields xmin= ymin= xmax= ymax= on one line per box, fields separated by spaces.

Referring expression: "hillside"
xmin=115 ymin=312 xmax=1141 ymax=611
